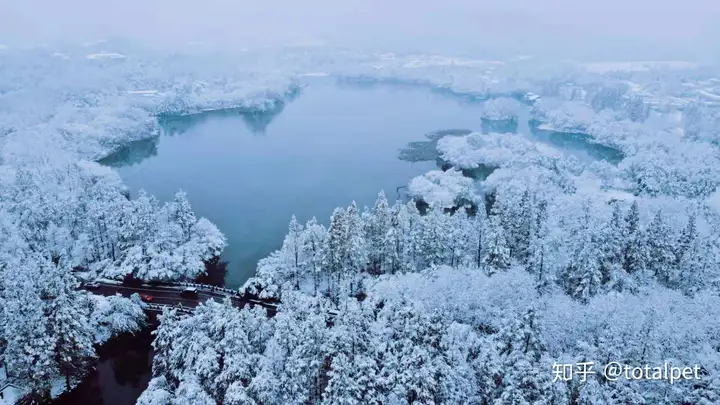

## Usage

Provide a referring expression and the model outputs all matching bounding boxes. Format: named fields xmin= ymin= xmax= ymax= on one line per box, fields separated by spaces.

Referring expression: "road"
xmin=87 ymin=281 xmax=278 ymax=314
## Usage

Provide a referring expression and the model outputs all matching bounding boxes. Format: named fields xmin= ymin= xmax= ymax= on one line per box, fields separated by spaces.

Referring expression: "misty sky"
xmin=1 ymin=1 xmax=718 ymax=60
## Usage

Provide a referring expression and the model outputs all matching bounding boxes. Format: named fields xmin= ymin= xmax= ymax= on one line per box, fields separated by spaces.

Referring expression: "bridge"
xmin=86 ymin=279 xmax=281 ymax=316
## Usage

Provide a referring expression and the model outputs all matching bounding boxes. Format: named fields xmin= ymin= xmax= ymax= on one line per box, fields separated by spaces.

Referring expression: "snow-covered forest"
xmin=144 ymin=188 xmax=718 ymax=403
xmin=2 ymin=42 xmax=720 ymax=403
xmin=0 ymin=160 xmax=226 ymax=401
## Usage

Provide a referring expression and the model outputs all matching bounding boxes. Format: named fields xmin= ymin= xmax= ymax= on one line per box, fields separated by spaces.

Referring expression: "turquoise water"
xmin=102 ymin=82 xmax=486 ymax=288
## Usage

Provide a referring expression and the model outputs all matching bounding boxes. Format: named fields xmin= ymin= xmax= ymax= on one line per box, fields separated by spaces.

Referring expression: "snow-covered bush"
xmin=89 ymin=293 xmax=147 ymax=344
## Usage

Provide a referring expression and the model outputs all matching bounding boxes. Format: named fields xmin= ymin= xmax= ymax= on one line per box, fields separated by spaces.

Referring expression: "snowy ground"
xmin=0 ymin=366 xmax=79 ymax=404
xmin=0 ymin=368 xmax=22 ymax=405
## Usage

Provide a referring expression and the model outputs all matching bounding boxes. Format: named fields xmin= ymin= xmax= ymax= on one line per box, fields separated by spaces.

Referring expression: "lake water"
xmin=101 ymin=81 xmax=486 ymax=288
xmin=53 ymin=330 xmax=153 ymax=405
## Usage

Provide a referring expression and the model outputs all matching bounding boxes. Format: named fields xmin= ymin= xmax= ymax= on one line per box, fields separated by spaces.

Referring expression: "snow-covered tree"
xmin=301 ymin=217 xmax=326 ymax=296
xmin=367 ymin=191 xmax=392 ymax=274
xmin=281 ymin=216 xmax=304 ymax=289
xmin=644 ymin=210 xmax=677 ymax=287
xmin=482 ymin=208 xmax=511 ymax=274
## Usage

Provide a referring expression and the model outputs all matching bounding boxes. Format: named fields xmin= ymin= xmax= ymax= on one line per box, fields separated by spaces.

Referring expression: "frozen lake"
xmin=101 ymin=81 xmax=486 ymax=288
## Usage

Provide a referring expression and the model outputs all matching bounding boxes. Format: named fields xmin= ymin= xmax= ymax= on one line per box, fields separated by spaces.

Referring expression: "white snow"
xmin=0 ymin=367 xmax=23 ymax=405
xmin=482 ymin=97 xmax=525 ymax=120
xmin=296 ymin=72 xmax=329 ymax=77
xmin=707 ymin=190 xmax=720 ymax=214
xmin=583 ymin=60 xmax=698 ymax=73
xmin=50 ymin=52 xmax=70 ymax=59
xmin=1 ymin=43 xmax=720 ymax=404
xmin=408 ymin=169 xmax=477 ymax=208
xmin=127 ymin=89 xmax=160 ymax=96
xmin=696 ymin=89 xmax=720 ymax=101
xmin=85 ymin=52 xmax=127 ymax=60
xmin=437 ymin=132 xmax=565 ymax=170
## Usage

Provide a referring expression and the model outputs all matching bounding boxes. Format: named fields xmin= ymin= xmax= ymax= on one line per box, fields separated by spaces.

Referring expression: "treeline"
xmin=0 ymin=160 xmax=225 ymax=401
xmin=245 ymin=189 xmax=715 ymax=305
xmin=140 ymin=295 xmax=566 ymax=405
xmin=142 ymin=273 xmax=720 ymax=404
xmin=2 ymin=161 xmax=226 ymax=282
xmin=0 ymin=254 xmax=147 ymax=402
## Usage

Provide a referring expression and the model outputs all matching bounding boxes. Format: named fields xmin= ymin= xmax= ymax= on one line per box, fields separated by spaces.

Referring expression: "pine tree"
xmin=644 ymin=210 xmax=677 ymax=287
xmin=528 ymin=200 xmax=551 ymax=293
xmin=417 ymin=207 xmax=448 ymax=268
xmin=368 ymin=191 xmax=392 ymax=274
xmin=687 ymin=373 xmax=720 ymax=405
xmin=169 ymin=190 xmax=197 ymax=242
xmin=597 ymin=203 xmax=627 ymax=292
xmin=565 ymin=230 xmax=604 ymax=303
xmin=344 ymin=202 xmax=368 ymax=296
xmin=301 ymin=217 xmax=326 ymax=296
xmin=323 ymin=208 xmax=347 ymax=303
xmin=576 ymin=377 xmax=612 ymax=405
xmin=482 ymin=207 xmax=511 ymax=275
xmin=395 ymin=202 xmax=419 ymax=272
xmin=41 ymin=263 xmax=97 ymax=391
xmin=322 ymin=301 xmax=380 ymax=404
xmin=282 ymin=215 xmax=304 ymax=290
xmin=622 ymin=201 xmax=644 ymax=274
xmin=509 ymin=190 xmax=533 ymax=264
xmin=257 ymin=295 xmax=328 ymax=404
xmin=382 ymin=204 xmax=405 ymax=275
xmin=472 ymin=212 xmax=485 ymax=270
xmin=115 ymin=190 xmax=160 ymax=280
xmin=496 ymin=307 xmax=548 ymax=404
xmin=675 ymin=212 xmax=697 ymax=266
xmin=3 ymin=268 xmax=56 ymax=401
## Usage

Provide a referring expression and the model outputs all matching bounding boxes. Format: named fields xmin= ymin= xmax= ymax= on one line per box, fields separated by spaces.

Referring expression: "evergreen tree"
xmin=322 ymin=301 xmax=380 ymax=404
xmin=675 ymin=212 xmax=697 ymax=266
xmin=344 ymin=202 xmax=368 ymax=296
xmin=417 ymin=207 xmax=448 ymax=268
xmin=528 ymin=200 xmax=551 ymax=293
xmin=169 ymin=190 xmax=197 ymax=242
xmin=282 ymin=215 xmax=304 ymax=290
xmin=382 ymin=204 xmax=405 ymax=275
xmin=565 ymin=230 xmax=604 ymax=303
xmin=368 ymin=191 xmax=392 ymax=274
xmin=597 ymin=203 xmax=627 ymax=292
xmin=622 ymin=201 xmax=644 ymax=274
xmin=402 ymin=202 xmax=423 ymax=273
xmin=3 ymin=268 xmax=55 ymax=401
xmin=482 ymin=207 xmax=511 ymax=275
xmin=576 ymin=377 xmax=613 ymax=405
xmin=687 ymin=373 xmax=720 ymax=405
xmin=472 ymin=211 xmax=486 ymax=270
xmin=323 ymin=208 xmax=347 ymax=303
xmin=644 ymin=210 xmax=677 ymax=287
xmin=42 ymin=264 xmax=97 ymax=391
xmin=509 ymin=190 xmax=533 ymax=264
xmin=301 ymin=217 xmax=326 ymax=296
xmin=496 ymin=307 xmax=549 ymax=404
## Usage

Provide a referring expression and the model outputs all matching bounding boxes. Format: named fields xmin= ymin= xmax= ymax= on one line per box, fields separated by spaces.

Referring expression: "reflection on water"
xmin=101 ymin=82 xmax=484 ymax=288
xmin=53 ymin=329 xmax=153 ymax=405
xmin=529 ymin=124 xmax=625 ymax=164
xmin=99 ymin=137 xmax=159 ymax=168
xmin=158 ymin=98 xmax=288 ymax=136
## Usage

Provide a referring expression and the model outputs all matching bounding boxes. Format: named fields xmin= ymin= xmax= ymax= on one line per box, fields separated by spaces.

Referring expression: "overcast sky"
xmin=1 ymin=1 xmax=718 ymax=60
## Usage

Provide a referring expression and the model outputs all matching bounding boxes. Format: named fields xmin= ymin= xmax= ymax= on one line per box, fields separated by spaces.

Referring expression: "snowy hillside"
xmin=1 ymin=42 xmax=720 ymax=403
